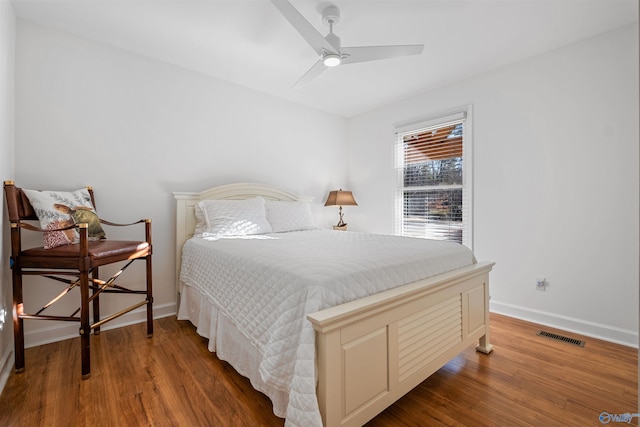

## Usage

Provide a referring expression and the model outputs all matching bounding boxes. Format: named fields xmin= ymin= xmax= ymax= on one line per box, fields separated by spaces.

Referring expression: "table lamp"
xmin=324 ymin=189 xmax=357 ymax=230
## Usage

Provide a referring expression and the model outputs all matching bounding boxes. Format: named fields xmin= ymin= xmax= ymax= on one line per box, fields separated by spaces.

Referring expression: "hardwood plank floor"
xmin=0 ymin=313 xmax=636 ymax=426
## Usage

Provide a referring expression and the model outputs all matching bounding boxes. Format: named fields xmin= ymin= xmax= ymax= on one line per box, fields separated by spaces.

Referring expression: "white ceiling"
xmin=10 ymin=0 xmax=639 ymax=118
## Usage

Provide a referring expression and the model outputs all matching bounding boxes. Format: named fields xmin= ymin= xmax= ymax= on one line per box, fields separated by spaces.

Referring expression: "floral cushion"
xmin=22 ymin=188 xmax=106 ymax=249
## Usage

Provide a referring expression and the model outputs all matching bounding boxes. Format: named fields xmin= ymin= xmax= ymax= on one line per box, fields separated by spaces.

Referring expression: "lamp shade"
xmin=324 ymin=189 xmax=358 ymax=207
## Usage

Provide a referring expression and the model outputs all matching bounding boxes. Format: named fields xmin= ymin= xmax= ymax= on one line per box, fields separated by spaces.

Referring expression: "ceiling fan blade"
xmin=341 ymin=44 xmax=424 ymax=65
xmin=270 ymin=0 xmax=336 ymax=55
xmin=292 ymin=60 xmax=326 ymax=89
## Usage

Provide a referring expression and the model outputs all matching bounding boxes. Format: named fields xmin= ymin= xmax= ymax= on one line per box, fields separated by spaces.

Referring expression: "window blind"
xmin=395 ymin=112 xmax=470 ymax=247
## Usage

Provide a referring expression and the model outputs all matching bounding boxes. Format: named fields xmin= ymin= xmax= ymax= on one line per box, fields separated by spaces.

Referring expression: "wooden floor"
xmin=0 ymin=313 xmax=636 ymax=426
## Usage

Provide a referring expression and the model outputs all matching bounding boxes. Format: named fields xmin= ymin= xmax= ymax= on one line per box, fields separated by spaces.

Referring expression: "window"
xmin=395 ymin=110 xmax=471 ymax=248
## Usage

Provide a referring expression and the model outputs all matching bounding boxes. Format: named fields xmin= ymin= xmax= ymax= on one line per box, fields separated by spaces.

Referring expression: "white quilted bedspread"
xmin=178 ymin=229 xmax=476 ymax=427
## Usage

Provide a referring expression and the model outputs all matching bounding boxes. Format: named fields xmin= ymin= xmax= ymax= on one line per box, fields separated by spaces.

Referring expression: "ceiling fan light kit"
xmin=323 ymin=53 xmax=341 ymax=67
xmin=270 ymin=0 xmax=424 ymax=88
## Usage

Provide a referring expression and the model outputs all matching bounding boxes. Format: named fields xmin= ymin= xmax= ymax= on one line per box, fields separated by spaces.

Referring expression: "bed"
xmin=173 ymin=183 xmax=494 ymax=427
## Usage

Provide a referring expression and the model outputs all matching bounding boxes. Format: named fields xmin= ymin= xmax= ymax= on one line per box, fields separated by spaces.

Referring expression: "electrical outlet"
xmin=536 ymin=278 xmax=546 ymax=291
xmin=0 ymin=308 xmax=5 ymax=331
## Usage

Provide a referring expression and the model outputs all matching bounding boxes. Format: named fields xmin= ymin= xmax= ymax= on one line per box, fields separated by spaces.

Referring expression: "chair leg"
xmin=11 ymin=268 xmax=25 ymax=373
xmin=80 ymin=268 xmax=91 ymax=380
xmin=92 ymin=267 xmax=100 ymax=335
xmin=146 ymin=255 xmax=153 ymax=337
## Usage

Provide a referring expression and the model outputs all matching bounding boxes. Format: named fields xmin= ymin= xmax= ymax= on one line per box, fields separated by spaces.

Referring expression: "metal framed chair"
xmin=3 ymin=181 xmax=153 ymax=379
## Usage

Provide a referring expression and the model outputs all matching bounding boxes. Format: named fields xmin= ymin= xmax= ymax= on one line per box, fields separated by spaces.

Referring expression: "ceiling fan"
xmin=270 ymin=0 xmax=424 ymax=88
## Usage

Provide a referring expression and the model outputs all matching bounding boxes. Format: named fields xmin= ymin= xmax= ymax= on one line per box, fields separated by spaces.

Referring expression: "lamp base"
xmin=332 ymin=224 xmax=348 ymax=231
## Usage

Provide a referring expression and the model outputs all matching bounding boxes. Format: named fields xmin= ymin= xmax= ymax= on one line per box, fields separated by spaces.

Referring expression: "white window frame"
xmin=394 ymin=106 xmax=473 ymax=250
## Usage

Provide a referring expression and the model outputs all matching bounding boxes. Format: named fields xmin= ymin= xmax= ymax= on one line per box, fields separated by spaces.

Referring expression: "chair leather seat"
xmin=21 ymin=240 xmax=150 ymax=262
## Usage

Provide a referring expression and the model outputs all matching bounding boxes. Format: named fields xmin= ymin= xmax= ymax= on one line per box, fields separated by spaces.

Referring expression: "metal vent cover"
xmin=537 ymin=330 xmax=585 ymax=347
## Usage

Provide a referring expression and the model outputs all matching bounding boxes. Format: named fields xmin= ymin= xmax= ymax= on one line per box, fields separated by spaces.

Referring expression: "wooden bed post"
xmin=475 ymin=273 xmax=494 ymax=354
xmin=315 ymin=330 xmax=342 ymax=427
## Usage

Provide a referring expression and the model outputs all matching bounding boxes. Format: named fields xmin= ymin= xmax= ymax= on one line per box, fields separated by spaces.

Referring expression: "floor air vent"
xmin=537 ymin=330 xmax=585 ymax=347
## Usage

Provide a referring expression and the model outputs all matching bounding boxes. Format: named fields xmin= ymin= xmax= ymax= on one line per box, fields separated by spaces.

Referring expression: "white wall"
xmin=14 ymin=20 xmax=348 ymax=346
xmin=0 ymin=0 xmax=16 ymax=394
xmin=347 ymin=24 xmax=639 ymax=346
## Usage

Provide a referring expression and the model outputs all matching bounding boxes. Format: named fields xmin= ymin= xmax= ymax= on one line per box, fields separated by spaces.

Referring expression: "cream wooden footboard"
xmin=308 ymin=261 xmax=494 ymax=427
xmin=173 ymin=183 xmax=493 ymax=427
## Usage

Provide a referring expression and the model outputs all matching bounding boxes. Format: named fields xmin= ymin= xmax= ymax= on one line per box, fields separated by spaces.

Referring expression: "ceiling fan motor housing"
xmin=325 ymin=32 xmax=341 ymax=51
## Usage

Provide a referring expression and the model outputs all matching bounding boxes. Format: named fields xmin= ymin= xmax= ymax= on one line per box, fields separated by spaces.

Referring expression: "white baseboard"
xmin=0 ymin=345 xmax=12 ymax=398
xmin=24 ymin=302 xmax=176 ymax=349
xmin=491 ymin=300 xmax=639 ymax=348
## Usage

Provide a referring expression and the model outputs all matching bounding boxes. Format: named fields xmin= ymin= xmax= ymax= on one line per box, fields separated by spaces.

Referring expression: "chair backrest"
xmin=4 ymin=181 xmax=97 ymax=223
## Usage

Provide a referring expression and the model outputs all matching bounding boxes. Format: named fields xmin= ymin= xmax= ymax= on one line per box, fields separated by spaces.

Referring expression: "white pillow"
xmin=198 ymin=197 xmax=272 ymax=237
xmin=266 ymin=200 xmax=316 ymax=233
xmin=193 ymin=203 xmax=207 ymax=237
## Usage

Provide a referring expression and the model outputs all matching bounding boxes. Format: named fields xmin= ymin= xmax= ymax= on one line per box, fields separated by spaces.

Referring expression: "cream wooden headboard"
xmin=172 ymin=183 xmax=311 ymax=291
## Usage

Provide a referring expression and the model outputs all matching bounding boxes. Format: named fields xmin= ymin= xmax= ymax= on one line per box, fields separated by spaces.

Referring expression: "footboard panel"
xmin=308 ymin=262 xmax=494 ymax=427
